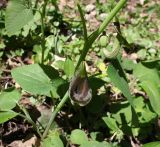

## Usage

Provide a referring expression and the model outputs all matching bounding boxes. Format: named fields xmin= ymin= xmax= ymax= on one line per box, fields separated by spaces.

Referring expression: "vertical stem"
xmin=40 ymin=0 xmax=49 ymax=64
xmin=34 ymin=0 xmax=39 ymax=9
xmin=96 ymin=0 xmax=126 ymax=36
xmin=77 ymin=4 xmax=88 ymax=42
xmin=42 ymin=91 xmax=69 ymax=139
xmin=76 ymin=0 xmax=127 ymax=69
xmin=18 ymin=113 xmax=42 ymax=138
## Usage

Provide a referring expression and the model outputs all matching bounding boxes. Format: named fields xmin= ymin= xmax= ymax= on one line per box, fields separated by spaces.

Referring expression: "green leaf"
xmin=107 ymin=59 xmax=134 ymax=107
xmin=122 ymin=58 xmax=135 ymax=71
xmin=133 ymin=62 xmax=160 ymax=115
xmin=70 ymin=129 xmax=88 ymax=145
xmin=41 ymin=130 xmax=64 ymax=147
xmin=5 ymin=0 xmax=34 ymax=36
xmin=133 ymin=62 xmax=160 ymax=86
xmin=0 ymin=111 xmax=18 ymax=124
xmin=77 ymin=3 xmax=88 ymax=41
xmin=90 ymin=132 xmax=103 ymax=141
xmin=11 ymin=64 xmax=59 ymax=97
xmin=80 ymin=140 xmax=112 ymax=147
xmin=133 ymin=96 xmax=145 ymax=111
xmin=141 ymin=81 xmax=160 ymax=115
xmin=102 ymin=117 xmax=119 ymax=132
xmin=143 ymin=141 xmax=160 ymax=147
xmin=0 ymin=89 xmax=21 ymax=111
xmin=64 ymin=58 xmax=75 ymax=79
xmin=50 ymin=78 xmax=68 ymax=99
xmin=109 ymin=102 xmax=132 ymax=125
xmin=133 ymin=97 xmax=157 ymax=124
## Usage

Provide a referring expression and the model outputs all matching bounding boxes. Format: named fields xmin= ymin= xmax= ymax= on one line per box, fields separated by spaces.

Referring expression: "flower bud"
xmin=102 ymin=38 xmax=120 ymax=59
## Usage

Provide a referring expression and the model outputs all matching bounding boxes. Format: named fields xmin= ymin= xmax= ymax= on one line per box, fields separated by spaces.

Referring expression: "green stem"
xmin=94 ymin=0 xmax=126 ymax=38
xmin=18 ymin=113 xmax=42 ymax=138
xmin=77 ymin=4 xmax=88 ymax=42
xmin=40 ymin=0 xmax=49 ymax=64
xmin=42 ymin=91 xmax=69 ymax=139
xmin=76 ymin=0 xmax=127 ymax=69
xmin=34 ymin=0 xmax=39 ymax=9
xmin=17 ymin=103 xmax=42 ymax=138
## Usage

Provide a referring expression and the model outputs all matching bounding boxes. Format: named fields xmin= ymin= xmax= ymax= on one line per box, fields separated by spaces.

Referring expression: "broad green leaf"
xmin=64 ymin=58 xmax=75 ymax=79
xmin=90 ymin=132 xmax=102 ymax=140
xmin=133 ymin=62 xmax=160 ymax=115
xmin=141 ymin=106 xmax=157 ymax=123
xmin=70 ymin=129 xmax=88 ymax=145
xmin=143 ymin=141 xmax=160 ymax=147
xmin=102 ymin=117 xmax=124 ymax=142
xmin=107 ymin=59 xmax=134 ymax=107
xmin=0 ymin=111 xmax=18 ymax=124
xmin=141 ymin=81 xmax=160 ymax=115
xmin=133 ymin=97 xmax=145 ymax=111
xmin=0 ymin=89 xmax=21 ymax=111
xmin=80 ymin=140 xmax=112 ymax=147
xmin=5 ymin=0 xmax=34 ymax=35
xmin=41 ymin=130 xmax=64 ymax=147
xmin=133 ymin=97 xmax=157 ymax=123
xmin=11 ymin=64 xmax=59 ymax=97
xmin=102 ymin=117 xmax=119 ymax=132
xmin=133 ymin=62 xmax=160 ymax=86
xmin=122 ymin=58 xmax=136 ymax=71
xmin=109 ymin=102 xmax=132 ymax=125
xmin=50 ymin=78 xmax=68 ymax=99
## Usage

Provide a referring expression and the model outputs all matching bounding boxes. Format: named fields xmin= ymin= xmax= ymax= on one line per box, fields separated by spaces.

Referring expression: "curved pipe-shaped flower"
xmin=69 ymin=63 xmax=92 ymax=106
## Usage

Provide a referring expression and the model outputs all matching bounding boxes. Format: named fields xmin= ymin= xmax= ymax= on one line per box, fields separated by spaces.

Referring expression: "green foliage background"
xmin=0 ymin=0 xmax=160 ymax=146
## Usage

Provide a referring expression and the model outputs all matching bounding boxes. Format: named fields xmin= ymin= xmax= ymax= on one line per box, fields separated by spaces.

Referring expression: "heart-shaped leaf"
xmin=134 ymin=62 xmax=160 ymax=115
xmin=70 ymin=129 xmax=88 ymax=145
xmin=11 ymin=64 xmax=60 ymax=97
xmin=0 ymin=89 xmax=21 ymax=111
xmin=0 ymin=111 xmax=18 ymax=124
xmin=5 ymin=0 xmax=34 ymax=35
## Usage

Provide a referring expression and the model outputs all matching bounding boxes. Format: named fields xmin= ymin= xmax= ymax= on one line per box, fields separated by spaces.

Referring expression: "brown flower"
xmin=69 ymin=71 xmax=92 ymax=106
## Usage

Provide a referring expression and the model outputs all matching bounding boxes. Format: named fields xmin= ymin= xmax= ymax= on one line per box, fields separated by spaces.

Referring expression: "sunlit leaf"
xmin=5 ymin=0 xmax=34 ymax=35
xmin=41 ymin=130 xmax=64 ymax=147
xmin=11 ymin=64 xmax=60 ymax=97
xmin=0 ymin=111 xmax=17 ymax=124
xmin=70 ymin=129 xmax=88 ymax=145
xmin=143 ymin=141 xmax=160 ymax=147
xmin=0 ymin=89 xmax=21 ymax=111
xmin=64 ymin=58 xmax=75 ymax=79
xmin=107 ymin=59 xmax=134 ymax=107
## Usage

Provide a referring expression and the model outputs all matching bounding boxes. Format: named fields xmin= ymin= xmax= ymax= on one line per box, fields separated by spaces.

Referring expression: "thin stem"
xmin=18 ymin=113 xmax=42 ymax=138
xmin=40 ymin=0 xmax=49 ymax=64
xmin=17 ymin=103 xmax=42 ymax=138
xmin=42 ymin=91 xmax=69 ymax=139
xmin=77 ymin=4 xmax=88 ymax=42
xmin=95 ymin=0 xmax=126 ymax=38
xmin=76 ymin=0 xmax=127 ymax=69
xmin=34 ymin=0 xmax=39 ymax=9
